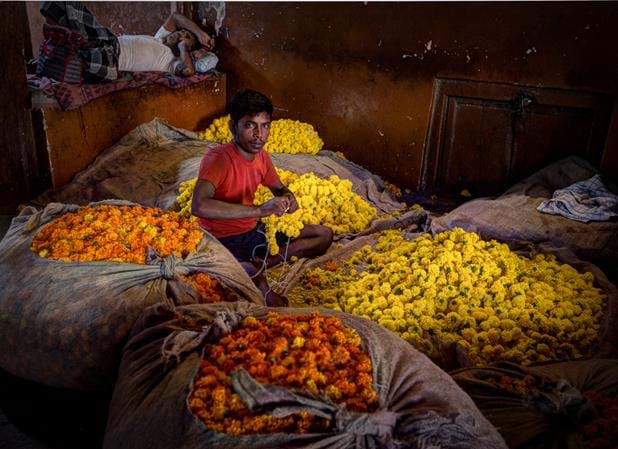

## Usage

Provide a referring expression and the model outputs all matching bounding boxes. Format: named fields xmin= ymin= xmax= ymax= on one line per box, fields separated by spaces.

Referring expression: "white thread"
xmin=251 ymin=205 xmax=294 ymax=300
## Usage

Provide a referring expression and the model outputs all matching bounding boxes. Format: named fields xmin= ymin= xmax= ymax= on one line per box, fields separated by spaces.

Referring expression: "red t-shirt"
xmin=196 ymin=143 xmax=280 ymax=238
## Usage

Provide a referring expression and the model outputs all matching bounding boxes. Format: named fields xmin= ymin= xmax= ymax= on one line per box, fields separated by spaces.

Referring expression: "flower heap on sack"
xmin=180 ymin=273 xmax=238 ymax=303
xmin=580 ymin=391 xmax=618 ymax=449
xmin=253 ymin=169 xmax=377 ymax=255
xmin=485 ymin=373 xmax=617 ymax=449
xmin=198 ymin=115 xmax=324 ymax=155
xmin=175 ymin=169 xmax=378 ymax=256
xmin=188 ymin=312 xmax=377 ymax=435
xmin=264 ymin=118 xmax=323 ymax=155
xmin=292 ymin=228 xmax=605 ymax=366
xmin=197 ymin=115 xmax=232 ymax=143
xmin=31 ymin=205 xmax=203 ymax=264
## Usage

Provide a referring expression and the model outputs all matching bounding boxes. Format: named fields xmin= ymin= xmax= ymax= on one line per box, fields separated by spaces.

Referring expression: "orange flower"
xmin=31 ymin=205 xmax=203 ymax=264
xmin=180 ymin=272 xmax=237 ymax=303
xmin=324 ymin=260 xmax=339 ymax=272
xmin=188 ymin=312 xmax=378 ymax=435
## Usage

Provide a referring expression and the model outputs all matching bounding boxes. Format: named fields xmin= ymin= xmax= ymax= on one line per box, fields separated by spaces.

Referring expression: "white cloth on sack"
xmin=537 ymin=174 xmax=618 ymax=223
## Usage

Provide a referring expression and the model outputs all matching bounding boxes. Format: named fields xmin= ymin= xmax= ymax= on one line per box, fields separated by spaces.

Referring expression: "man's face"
xmin=164 ymin=30 xmax=196 ymax=50
xmin=230 ymin=112 xmax=271 ymax=155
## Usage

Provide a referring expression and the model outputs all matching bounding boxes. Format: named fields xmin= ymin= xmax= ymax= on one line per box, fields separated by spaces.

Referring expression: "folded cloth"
xmin=28 ymin=70 xmax=219 ymax=111
xmin=537 ymin=174 xmax=618 ymax=223
xmin=40 ymin=1 xmax=120 ymax=82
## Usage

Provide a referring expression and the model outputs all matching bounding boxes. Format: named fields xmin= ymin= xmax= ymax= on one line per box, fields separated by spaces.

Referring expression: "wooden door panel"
xmin=441 ymin=98 xmax=512 ymax=194
xmin=511 ymin=106 xmax=594 ymax=182
xmin=423 ymin=78 xmax=613 ymax=196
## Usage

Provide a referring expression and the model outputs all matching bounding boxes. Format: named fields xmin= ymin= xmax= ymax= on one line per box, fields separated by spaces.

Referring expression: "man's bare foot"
xmin=265 ymin=290 xmax=289 ymax=307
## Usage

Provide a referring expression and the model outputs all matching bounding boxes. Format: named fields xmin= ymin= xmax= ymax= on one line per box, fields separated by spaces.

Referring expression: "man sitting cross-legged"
xmin=191 ymin=89 xmax=333 ymax=306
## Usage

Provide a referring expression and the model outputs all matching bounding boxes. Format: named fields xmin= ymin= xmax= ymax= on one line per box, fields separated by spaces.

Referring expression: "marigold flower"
xmin=31 ymin=205 xmax=202 ymax=264
xmin=188 ymin=312 xmax=378 ymax=435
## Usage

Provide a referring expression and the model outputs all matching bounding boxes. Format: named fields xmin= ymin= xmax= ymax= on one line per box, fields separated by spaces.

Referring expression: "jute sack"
xmin=451 ymin=359 xmax=618 ymax=449
xmin=104 ymin=302 xmax=507 ymax=449
xmin=0 ymin=200 xmax=263 ymax=391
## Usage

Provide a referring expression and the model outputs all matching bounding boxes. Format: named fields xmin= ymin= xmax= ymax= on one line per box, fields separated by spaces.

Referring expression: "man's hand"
xmin=176 ymin=41 xmax=196 ymax=76
xmin=259 ymin=197 xmax=291 ymax=217
xmin=283 ymin=192 xmax=299 ymax=213
xmin=198 ymin=32 xmax=215 ymax=51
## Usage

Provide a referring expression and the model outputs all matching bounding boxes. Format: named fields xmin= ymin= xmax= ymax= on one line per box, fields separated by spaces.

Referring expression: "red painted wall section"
xmin=219 ymin=2 xmax=618 ymax=188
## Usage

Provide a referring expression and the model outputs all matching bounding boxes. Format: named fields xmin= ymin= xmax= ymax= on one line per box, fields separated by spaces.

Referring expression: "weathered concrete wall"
xmin=218 ymin=2 xmax=618 ymax=187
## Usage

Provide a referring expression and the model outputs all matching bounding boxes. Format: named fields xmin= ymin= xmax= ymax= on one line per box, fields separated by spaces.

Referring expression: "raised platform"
xmin=33 ymin=74 xmax=226 ymax=189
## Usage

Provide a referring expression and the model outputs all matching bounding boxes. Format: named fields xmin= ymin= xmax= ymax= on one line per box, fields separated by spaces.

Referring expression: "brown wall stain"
xmin=219 ymin=2 xmax=618 ymax=188
xmin=43 ymin=76 xmax=226 ymax=188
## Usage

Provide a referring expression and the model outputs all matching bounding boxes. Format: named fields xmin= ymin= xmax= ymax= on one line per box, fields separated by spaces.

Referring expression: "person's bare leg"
xmin=261 ymin=224 xmax=333 ymax=268
xmin=240 ymin=261 xmax=288 ymax=307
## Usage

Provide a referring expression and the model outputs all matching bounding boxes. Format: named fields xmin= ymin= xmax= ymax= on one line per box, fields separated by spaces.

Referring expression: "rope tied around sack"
xmin=144 ymin=248 xmax=187 ymax=280
xmin=161 ymin=308 xmax=248 ymax=365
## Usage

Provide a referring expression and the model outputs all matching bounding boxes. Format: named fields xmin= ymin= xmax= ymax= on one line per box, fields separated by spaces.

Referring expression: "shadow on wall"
xmin=217 ymin=38 xmax=276 ymax=105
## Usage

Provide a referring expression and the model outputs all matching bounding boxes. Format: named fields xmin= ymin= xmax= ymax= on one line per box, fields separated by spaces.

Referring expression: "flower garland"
xmin=175 ymin=169 xmax=377 ymax=256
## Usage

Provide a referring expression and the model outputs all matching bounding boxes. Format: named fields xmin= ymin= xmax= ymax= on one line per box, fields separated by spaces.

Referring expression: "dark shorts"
xmin=217 ymin=223 xmax=290 ymax=262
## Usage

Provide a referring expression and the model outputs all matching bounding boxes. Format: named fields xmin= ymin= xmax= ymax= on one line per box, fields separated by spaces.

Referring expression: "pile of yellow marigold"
xmin=291 ymin=228 xmax=605 ymax=366
xmin=197 ymin=115 xmax=232 ymax=143
xmin=254 ymin=169 xmax=377 ymax=254
xmin=188 ymin=312 xmax=377 ymax=435
xmin=180 ymin=273 xmax=237 ymax=303
xmin=31 ymin=205 xmax=203 ymax=264
xmin=175 ymin=169 xmax=377 ymax=255
xmin=197 ymin=115 xmax=324 ymax=155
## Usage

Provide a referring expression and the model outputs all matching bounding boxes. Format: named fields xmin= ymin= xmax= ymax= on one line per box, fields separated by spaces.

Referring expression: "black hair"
xmin=228 ymin=89 xmax=273 ymax=122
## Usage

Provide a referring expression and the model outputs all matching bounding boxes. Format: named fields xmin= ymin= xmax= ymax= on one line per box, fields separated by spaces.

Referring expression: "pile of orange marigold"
xmin=188 ymin=312 xmax=377 ymax=435
xmin=31 ymin=205 xmax=203 ymax=264
xmin=180 ymin=273 xmax=237 ymax=303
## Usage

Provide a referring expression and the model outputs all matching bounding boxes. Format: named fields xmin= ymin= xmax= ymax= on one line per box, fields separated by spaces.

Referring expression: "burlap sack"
xmin=104 ymin=302 xmax=507 ymax=449
xmin=451 ymin=359 xmax=618 ymax=449
xmin=0 ymin=200 xmax=263 ymax=391
xmin=32 ymin=119 xmax=403 ymax=216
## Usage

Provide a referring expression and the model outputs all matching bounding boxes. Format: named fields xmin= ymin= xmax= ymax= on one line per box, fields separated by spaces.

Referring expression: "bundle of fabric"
xmin=451 ymin=359 xmax=618 ymax=449
xmin=104 ymin=302 xmax=506 ymax=449
xmin=0 ymin=200 xmax=263 ymax=391
xmin=537 ymin=174 xmax=618 ymax=223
